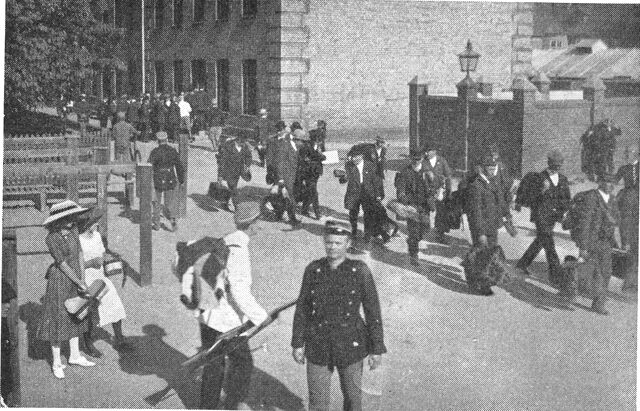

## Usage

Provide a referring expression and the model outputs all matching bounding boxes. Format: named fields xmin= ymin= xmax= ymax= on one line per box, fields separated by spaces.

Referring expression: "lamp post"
xmin=457 ymin=40 xmax=480 ymax=173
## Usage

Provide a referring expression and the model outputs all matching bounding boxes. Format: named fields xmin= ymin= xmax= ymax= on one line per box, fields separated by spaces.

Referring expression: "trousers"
xmin=407 ymin=213 xmax=430 ymax=257
xmin=307 ymin=360 xmax=363 ymax=411
xmin=349 ymin=195 xmax=375 ymax=238
xmin=153 ymin=188 xmax=176 ymax=223
xmin=199 ymin=324 xmax=253 ymax=409
xmin=585 ymin=240 xmax=613 ymax=308
xmin=517 ymin=223 xmax=561 ymax=281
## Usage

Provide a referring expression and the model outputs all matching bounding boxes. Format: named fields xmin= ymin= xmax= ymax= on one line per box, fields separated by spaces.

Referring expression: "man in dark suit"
xmin=615 ymin=146 xmax=639 ymax=292
xmin=466 ymin=154 xmax=507 ymax=249
xmin=275 ymin=129 xmax=302 ymax=226
xmin=423 ymin=146 xmax=452 ymax=244
xmin=576 ymin=175 xmax=618 ymax=315
xmin=516 ymin=150 xmax=572 ymax=285
xmin=292 ymin=220 xmax=386 ymax=411
xmin=344 ymin=149 xmax=383 ymax=243
xmin=396 ymin=151 xmax=436 ymax=266
xmin=219 ymin=135 xmax=253 ymax=210
xmin=148 ymin=132 xmax=185 ymax=232
xmin=592 ymin=119 xmax=622 ymax=180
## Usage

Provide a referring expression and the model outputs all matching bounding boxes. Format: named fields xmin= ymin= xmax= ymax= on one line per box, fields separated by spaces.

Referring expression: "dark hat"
xmin=423 ymin=144 xmax=437 ymax=153
xmin=375 ymin=135 xmax=386 ymax=143
xmin=410 ymin=151 xmax=423 ymax=161
xmin=78 ymin=208 xmax=104 ymax=234
xmin=234 ymin=201 xmax=261 ymax=226
xmin=290 ymin=121 xmax=303 ymax=131
xmin=323 ymin=220 xmax=351 ymax=236
xmin=480 ymin=153 xmax=497 ymax=166
xmin=599 ymin=173 xmax=617 ymax=184
xmin=547 ymin=150 xmax=564 ymax=166
xmin=275 ymin=120 xmax=287 ymax=130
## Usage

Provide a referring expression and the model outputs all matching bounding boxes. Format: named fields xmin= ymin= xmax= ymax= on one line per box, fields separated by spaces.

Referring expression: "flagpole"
xmin=141 ymin=0 xmax=146 ymax=94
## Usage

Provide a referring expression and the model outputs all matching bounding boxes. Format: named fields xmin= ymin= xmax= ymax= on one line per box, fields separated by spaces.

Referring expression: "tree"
xmin=5 ymin=0 xmax=125 ymax=114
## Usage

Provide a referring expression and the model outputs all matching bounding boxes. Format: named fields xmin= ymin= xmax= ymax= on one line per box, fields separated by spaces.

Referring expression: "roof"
xmin=533 ymin=45 xmax=640 ymax=80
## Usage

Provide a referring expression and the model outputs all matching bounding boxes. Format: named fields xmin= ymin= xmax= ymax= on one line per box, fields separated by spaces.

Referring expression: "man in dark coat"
xmin=592 ymin=119 xmax=622 ymax=180
xmin=466 ymin=154 xmax=507 ymax=248
xmin=98 ymin=98 xmax=110 ymax=130
xmin=138 ymin=95 xmax=152 ymax=142
xmin=423 ymin=146 xmax=452 ymax=243
xmin=264 ymin=121 xmax=287 ymax=185
xmin=344 ymin=149 xmax=383 ymax=243
xmin=148 ymin=131 xmax=185 ymax=232
xmin=275 ymin=129 xmax=302 ymax=225
xmin=309 ymin=120 xmax=327 ymax=152
xmin=255 ymin=108 xmax=270 ymax=167
xmin=219 ymin=136 xmax=253 ymax=210
xmin=516 ymin=150 xmax=572 ymax=285
xmin=126 ymin=97 xmax=140 ymax=131
xmin=167 ymin=94 xmax=181 ymax=143
xmin=615 ymin=146 xmax=639 ymax=292
xmin=292 ymin=220 xmax=386 ymax=411
xmin=575 ymin=174 xmax=618 ymax=315
xmin=396 ymin=151 xmax=436 ymax=266
xmin=298 ymin=137 xmax=326 ymax=220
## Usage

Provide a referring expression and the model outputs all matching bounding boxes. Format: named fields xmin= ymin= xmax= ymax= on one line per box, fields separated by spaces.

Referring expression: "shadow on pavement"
xmin=189 ymin=193 xmax=222 ymax=213
xmin=127 ymin=324 xmax=304 ymax=410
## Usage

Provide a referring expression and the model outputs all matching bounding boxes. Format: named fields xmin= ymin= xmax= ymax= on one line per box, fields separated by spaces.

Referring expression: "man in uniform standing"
xmin=148 ymin=131 xmax=184 ymax=232
xmin=515 ymin=150 xmax=571 ymax=285
xmin=292 ymin=220 xmax=386 ymax=411
xmin=423 ymin=145 xmax=452 ymax=244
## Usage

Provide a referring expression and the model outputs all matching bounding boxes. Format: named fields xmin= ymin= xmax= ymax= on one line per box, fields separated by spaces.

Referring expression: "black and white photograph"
xmin=2 ymin=1 xmax=639 ymax=409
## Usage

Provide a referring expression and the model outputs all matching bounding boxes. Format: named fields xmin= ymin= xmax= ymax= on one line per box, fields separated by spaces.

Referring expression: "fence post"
xmin=583 ymin=76 xmax=606 ymax=126
xmin=65 ymin=135 xmax=80 ymax=202
xmin=96 ymin=172 xmax=109 ymax=248
xmin=177 ymin=133 xmax=188 ymax=218
xmin=2 ymin=229 xmax=21 ymax=406
xmin=137 ymin=164 xmax=153 ymax=286
xmin=512 ymin=75 xmax=538 ymax=177
xmin=408 ymin=76 xmax=429 ymax=152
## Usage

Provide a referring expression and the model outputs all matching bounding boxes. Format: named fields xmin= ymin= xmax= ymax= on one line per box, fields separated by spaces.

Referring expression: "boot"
xmin=83 ymin=331 xmax=103 ymax=358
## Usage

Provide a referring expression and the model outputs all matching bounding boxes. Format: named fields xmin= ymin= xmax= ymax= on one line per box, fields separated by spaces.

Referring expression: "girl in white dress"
xmin=78 ymin=212 xmax=130 ymax=352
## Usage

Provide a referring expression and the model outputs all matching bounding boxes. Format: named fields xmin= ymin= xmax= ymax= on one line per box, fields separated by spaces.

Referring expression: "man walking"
xmin=292 ymin=220 xmax=386 ymax=411
xmin=344 ymin=149 xmax=383 ymax=244
xmin=148 ymin=131 xmax=185 ymax=232
xmin=167 ymin=94 xmax=181 ymax=143
xmin=575 ymin=175 xmax=619 ymax=315
xmin=396 ymin=151 xmax=435 ymax=266
xmin=516 ymin=150 xmax=571 ymax=285
xmin=275 ymin=129 xmax=303 ymax=226
xmin=219 ymin=135 xmax=253 ymax=211
xmin=615 ymin=146 xmax=639 ymax=292
xmin=190 ymin=201 xmax=269 ymax=409
xmin=178 ymin=93 xmax=193 ymax=142
xmin=423 ymin=145 xmax=452 ymax=244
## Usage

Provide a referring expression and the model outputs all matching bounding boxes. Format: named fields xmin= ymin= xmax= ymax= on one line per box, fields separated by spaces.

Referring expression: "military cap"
xmin=275 ymin=120 xmax=287 ymax=131
xmin=323 ymin=220 xmax=351 ymax=236
xmin=547 ymin=150 xmax=564 ymax=166
xmin=480 ymin=153 xmax=497 ymax=166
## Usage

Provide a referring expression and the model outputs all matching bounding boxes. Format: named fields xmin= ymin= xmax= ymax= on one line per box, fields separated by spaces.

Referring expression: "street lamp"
xmin=457 ymin=40 xmax=480 ymax=173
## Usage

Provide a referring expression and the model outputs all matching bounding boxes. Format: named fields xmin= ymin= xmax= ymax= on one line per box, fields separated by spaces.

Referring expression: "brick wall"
xmin=301 ymin=0 xmax=519 ymax=134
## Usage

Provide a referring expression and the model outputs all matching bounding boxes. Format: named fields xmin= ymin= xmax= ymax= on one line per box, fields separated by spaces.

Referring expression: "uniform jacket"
xmin=529 ymin=170 xmax=571 ymax=230
xmin=344 ymin=160 xmax=382 ymax=210
xmin=182 ymin=230 xmax=269 ymax=333
xmin=616 ymin=162 xmax=639 ymax=189
xmin=276 ymin=137 xmax=300 ymax=194
xmin=423 ymin=155 xmax=452 ymax=196
xmin=576 ymin=189 xmax=617 ymax=252
xmin=148 ymin=144 xmax=185 ymax=191
xmin=220 ymin=139 xmax=252 ymax=184
xmin=396 ymin=164 xmax=435 ymax=212
xmin=466 ymin=175 xmax=506 ymax=238
xmin=291 ymin=257 xmax=386 ymax=367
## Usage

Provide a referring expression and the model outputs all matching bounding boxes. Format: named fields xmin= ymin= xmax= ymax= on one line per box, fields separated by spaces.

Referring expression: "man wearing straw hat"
xmin=197 ymin=201 xmax=269 ymax=409
xmin=292 ymin=220 xmax=386 ymax=410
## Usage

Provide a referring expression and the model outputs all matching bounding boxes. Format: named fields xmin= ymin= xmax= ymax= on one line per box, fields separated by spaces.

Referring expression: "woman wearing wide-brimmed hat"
xmin=36 ymin=200 xmax=96 ymax=379
xmin=78 ymin=209 xmax=130 ymax=353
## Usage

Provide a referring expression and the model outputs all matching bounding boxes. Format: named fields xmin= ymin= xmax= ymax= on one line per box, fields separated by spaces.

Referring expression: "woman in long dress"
xmin=37 ymin=200 xmax=97 ymax=379
xmin=78 ymin=211 xmax=130 ymax=351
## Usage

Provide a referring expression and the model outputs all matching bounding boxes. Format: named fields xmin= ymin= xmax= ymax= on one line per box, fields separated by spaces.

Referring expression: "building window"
xmin=242 ymin=59 xmax=257 ymax=115
xmin=154 ymin=0 xmax=164 ymax=27
xmin=242 ymin=0 xmax=257 ymax=18
xmin=115 ymin=0 xmax=126 ymax=28
xmin=191 ymin=60 xmax=207 ymax=91
xmin=216 ymin=59 xmax=229 ymax=111
xmin=193 ymin=0 xmax=206 ymax=22
xmin=216 ymin=0 xmax=230 ymax=21
xmin=127 ymin=0 xmax=139 ymax=29
xmin=155 ymin=61 xmax=164 ymax=93
xmin=174 ymin=60 xmax=184 ymax=93
xmin=173 ymin=0 xmax=183 ymax=27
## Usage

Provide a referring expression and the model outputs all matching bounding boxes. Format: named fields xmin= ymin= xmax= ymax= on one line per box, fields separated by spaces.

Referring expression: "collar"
xmin=224 ymin=230 xmax=250 ymax=247
xmin=429 ymin=156 xmax=437 ymax=167
xmin=598 ymin=189 xmax=611 ymax=203
xmin=634 ymin=160 xmax=638 ymax=165
xmin=479 ymin=173 xmax=491 ymax=185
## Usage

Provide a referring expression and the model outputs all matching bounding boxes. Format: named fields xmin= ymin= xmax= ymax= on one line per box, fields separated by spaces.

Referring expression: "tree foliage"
xmin=5 ymin=0 xmax=125 ymax=114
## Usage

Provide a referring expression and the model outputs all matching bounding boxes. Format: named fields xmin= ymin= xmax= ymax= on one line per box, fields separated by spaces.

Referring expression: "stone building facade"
xmin=98 ymin=0 xmax=536 ymax=136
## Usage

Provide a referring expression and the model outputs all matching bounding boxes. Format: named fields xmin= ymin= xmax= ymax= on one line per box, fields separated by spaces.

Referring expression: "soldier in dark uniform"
xmin=515 ymin=150 xmax=571 ymax=285
xmin=466 ymin=154 xmax=508 ymax=249
xmin=148 ymin=131 xmax=185 ymax=232
xmin=126 ymin=96 xmax=140 ymax=134
xmin=423 ymin=145 xmax=452 ymax=244
xmin=292 ymin=221 xmax=386 ymax=411
xmin=396 ymin=151 xmax=436 ymax=266
xmin=615 ymin=146 xmax=639 ymax=292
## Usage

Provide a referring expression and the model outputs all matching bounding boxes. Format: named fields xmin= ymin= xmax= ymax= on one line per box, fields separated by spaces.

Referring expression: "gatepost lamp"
xmin=457 ymin=40 xmax=480 ymax=173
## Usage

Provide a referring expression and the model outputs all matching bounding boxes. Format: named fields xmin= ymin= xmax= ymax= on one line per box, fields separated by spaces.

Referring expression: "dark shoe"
xmin=478 ymin=287 xmax=494 ymax=296
xmin=290 ymin=219 xmax=302 ymax=227
xmin=592 ymin=305 xmax=609 ymax=316
xmin=382 ymin=234 xmax=391 ymax=244
xmin=171 ymin=220 xmax=178 ymax=232
xmin=113 ymin=337 xmax=134 ymax=352
xmin=83 ymin=339 xmax=103 ymax=358
xmin=152 ymin=223 xmax=160 ymax=231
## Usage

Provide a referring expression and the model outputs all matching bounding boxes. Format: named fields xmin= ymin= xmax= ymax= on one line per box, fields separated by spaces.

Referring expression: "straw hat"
xmin=43 ymin=200 xmax=89 ymax=226
xmin=234 ymin=201 xmax=261 ymax=226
